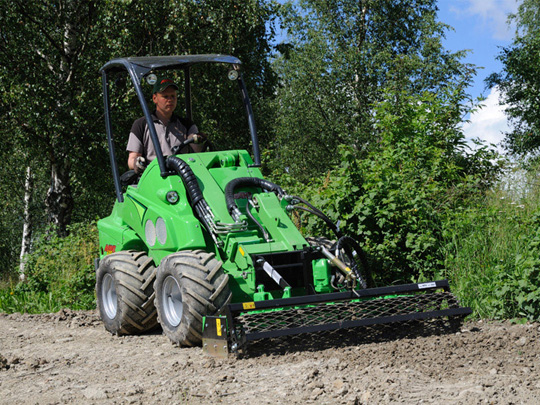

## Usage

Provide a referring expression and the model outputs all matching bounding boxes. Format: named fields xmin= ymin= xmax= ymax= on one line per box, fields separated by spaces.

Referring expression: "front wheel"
xmin=154 ymin=250 xmax=231 ymax=346
xmin=96 ymin=250 xmax=158 ymax=335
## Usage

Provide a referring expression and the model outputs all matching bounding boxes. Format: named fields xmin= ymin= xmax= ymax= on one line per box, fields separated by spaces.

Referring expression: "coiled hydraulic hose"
xmin=288 ymin=195 xmax=372 ymax=288
xmin=166 ymin=156 xmax=217 ymax=243
xmin=224 ymin=177 xmax=285 ymax=222
xmin=166 ymin=156 xmax=204 ymax=206
xmin=335 ymin=235 xmax=371 ymax=288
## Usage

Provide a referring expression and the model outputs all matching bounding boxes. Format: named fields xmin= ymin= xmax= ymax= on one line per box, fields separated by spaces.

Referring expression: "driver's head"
xmin=152 ymin=78 xmax=178 ymax=117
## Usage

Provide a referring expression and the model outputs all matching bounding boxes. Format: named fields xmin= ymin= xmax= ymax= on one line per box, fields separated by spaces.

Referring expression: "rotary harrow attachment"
xmin=202 ymin=280 xmax=471 ymax=357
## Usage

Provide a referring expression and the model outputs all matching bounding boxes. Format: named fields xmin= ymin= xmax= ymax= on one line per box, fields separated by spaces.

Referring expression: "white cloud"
xmin=450 ymin=0 xmax=519 ymax=40
xmin=463 ymin=86 xmax=511 ymax=152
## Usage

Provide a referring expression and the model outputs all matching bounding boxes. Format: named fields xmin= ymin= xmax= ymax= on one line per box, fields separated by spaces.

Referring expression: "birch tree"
xmin=487 ymin=0 xmax=540 ymax=156
xmin=270 ymin=0 xmax=476 ymax=179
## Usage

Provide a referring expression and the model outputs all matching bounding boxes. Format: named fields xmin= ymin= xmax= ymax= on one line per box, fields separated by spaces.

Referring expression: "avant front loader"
xmin=96 ymin=55 xmax=471 ymax=356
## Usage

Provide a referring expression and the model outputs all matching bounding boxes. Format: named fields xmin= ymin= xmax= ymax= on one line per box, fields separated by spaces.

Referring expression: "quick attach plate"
xmin=202 ymin=316 xmax=229 ymax=358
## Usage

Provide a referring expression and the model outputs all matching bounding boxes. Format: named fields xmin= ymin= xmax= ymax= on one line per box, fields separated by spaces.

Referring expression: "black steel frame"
xmin=252 ymin=247 xmax=323 ymax=294
xmin=225 ymin=279 xmax=472 ymax=344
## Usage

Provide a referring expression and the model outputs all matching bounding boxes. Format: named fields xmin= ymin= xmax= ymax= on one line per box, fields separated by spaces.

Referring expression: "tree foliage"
xmin=0 ymin=0 xmax=279 ymax=276
xmin=486 ymin=0 xmax=540 ymax=156
xmin=0 ymin=1 xmax=115 ymax=236
xmin=0 ymin=144 xmax=47 ymax=278
xmin=284 ymin=89 xmax=501 ymax=284
xmin=269 ymin=0 xmax=476 ymax=179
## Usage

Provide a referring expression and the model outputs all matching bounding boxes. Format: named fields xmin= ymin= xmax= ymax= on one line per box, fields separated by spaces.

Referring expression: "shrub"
xmin=0 ymin=221 xmax=98 ymax=313
xmin=284 ymin=90 xmax=501 ymax=286
xmin=444 ymin=183 xmax=540 ymax=321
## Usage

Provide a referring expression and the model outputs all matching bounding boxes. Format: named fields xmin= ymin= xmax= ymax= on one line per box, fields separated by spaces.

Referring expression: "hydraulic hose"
xmin=166 ymin=156 xmax=203 ymax=206
xmin=288 ymin=203 xmax=344 ymax=239
xmin=291 ymin=195 xmax=327 ymax=219
xmin=166 ymin=156 xmax=220 ymax=244
xmin=246 ymin=199 xmax=270 ymax=241
xmin=336 ymin=235 xmax=372 ymax=288
xmin=224 ymin=177 xmax=284 ymax=221
xmin=289 ymin=197 xmax=372 ymax=288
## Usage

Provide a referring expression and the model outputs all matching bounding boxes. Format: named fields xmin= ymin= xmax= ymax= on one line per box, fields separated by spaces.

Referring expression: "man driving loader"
xmin=126 ymin=77 xmax=207 ymax=174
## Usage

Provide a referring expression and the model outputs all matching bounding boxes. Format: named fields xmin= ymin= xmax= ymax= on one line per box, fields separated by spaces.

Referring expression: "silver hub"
xmin=162 ymin=275 xmax=183 ymax=327
xmin=102 ymin=273 xmax=117 ymax=319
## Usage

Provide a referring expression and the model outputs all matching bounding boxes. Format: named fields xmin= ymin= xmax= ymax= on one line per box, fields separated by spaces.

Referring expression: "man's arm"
xmin=127 ymin=117 xmax=146 ymax=168
xmin=128 ymin=151 xmax=142 ymax=170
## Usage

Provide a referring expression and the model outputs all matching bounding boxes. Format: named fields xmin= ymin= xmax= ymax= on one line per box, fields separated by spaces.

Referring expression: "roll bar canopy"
xmin=101 ymin=54 xmax=243 ymax=76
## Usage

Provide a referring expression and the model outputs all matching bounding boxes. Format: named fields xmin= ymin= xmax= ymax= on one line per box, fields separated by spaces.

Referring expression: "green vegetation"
xmin=444 ymin=167 xmax=540 ymax=321
xmin=270 ymin=162 xmax=540 ymax=322
xmin=0 ymin=223 xmax=97 ymax=313
xmin=0 ymin=0 xmax=539 ymax=323
xmin=279 ymin=90 xmax=501 ymax=283
xmin=486 ymin=0 xmax=540 ymax=156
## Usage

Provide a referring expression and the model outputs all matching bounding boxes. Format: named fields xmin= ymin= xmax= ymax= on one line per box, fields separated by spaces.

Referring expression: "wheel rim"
xmin=162 ymin=275 xmax=183 ymax=327
xmin=102 ymin=273 xmax=117 ymax=319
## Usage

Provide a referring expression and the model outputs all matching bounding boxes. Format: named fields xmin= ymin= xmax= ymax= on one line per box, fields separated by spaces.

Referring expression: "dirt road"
xmin=1 ymin=309 xmax=539 ymax=404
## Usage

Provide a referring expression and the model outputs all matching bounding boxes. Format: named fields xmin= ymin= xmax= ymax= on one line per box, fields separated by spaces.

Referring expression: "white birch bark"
xmin=19 ymin=166 xmax=33 ymax=280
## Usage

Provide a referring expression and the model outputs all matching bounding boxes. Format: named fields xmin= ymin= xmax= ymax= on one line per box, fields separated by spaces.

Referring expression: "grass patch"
xmin=0 ymin=222 xmax=98 ymax=314
xmin=444 ymin=169 xmax=540 ymax=321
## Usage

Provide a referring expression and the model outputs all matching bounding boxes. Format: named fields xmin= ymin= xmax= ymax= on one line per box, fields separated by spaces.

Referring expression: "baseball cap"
xmin=153 ymin=77 xmax=179 ymax=94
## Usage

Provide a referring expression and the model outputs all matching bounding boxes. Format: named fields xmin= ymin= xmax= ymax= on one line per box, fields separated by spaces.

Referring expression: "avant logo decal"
xmin=234 ymin=191 xmax=252 ymax=200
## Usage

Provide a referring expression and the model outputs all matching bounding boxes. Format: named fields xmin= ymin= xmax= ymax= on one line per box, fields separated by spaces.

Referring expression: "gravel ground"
xmin=1 ymin=309 xmax=539 ymax=404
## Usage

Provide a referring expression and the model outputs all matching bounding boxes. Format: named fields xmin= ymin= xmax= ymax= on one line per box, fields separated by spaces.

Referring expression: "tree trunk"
xmin=46 ymin=161 xmax=74 ymax=237
xmin=19 ymin=166 xmax=33 ymax=280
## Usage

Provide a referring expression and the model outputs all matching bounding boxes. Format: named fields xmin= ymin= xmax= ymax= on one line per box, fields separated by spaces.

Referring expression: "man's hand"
xmin=187 ymin=132 xmax=208 ymax=153
xmin=192 ymin=132 xmax=207 ymax=144
xmin=134 ymin=156 xmax=147 ymax=174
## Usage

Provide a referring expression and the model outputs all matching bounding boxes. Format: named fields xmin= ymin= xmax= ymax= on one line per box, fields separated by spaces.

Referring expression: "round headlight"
xmin=166 ymin=191 xmax=179 ymax=204
xmin=227 ymin=69 xmax=239 ymax=81
xmin=146 ymin=73 xmax=157 ymax=85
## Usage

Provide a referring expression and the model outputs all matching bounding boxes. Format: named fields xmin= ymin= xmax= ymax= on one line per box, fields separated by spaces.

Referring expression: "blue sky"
xmin=437 ymin=0 xmax=520 ymax=151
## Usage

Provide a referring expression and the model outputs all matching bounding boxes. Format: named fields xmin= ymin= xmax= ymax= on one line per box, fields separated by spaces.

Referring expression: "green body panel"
xmin=98 ymin=149 xmax=329 ymax=302
xmin=312 ymin=258 xmax=333 ymax=293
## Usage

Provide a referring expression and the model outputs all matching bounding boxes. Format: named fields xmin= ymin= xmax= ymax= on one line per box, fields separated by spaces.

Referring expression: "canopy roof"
xmin=100 ymin=54 xmax=242 ymax=80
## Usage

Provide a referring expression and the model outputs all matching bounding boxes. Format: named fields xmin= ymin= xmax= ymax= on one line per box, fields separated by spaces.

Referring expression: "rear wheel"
xmin=154 ymin=250 xmax=231 ymax=346
xmin=96 ymin=250 xmax=158 ymax=335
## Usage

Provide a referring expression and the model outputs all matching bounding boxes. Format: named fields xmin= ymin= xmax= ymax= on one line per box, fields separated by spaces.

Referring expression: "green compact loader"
xmin=96 ymin=55 xmax=471 ymax=356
